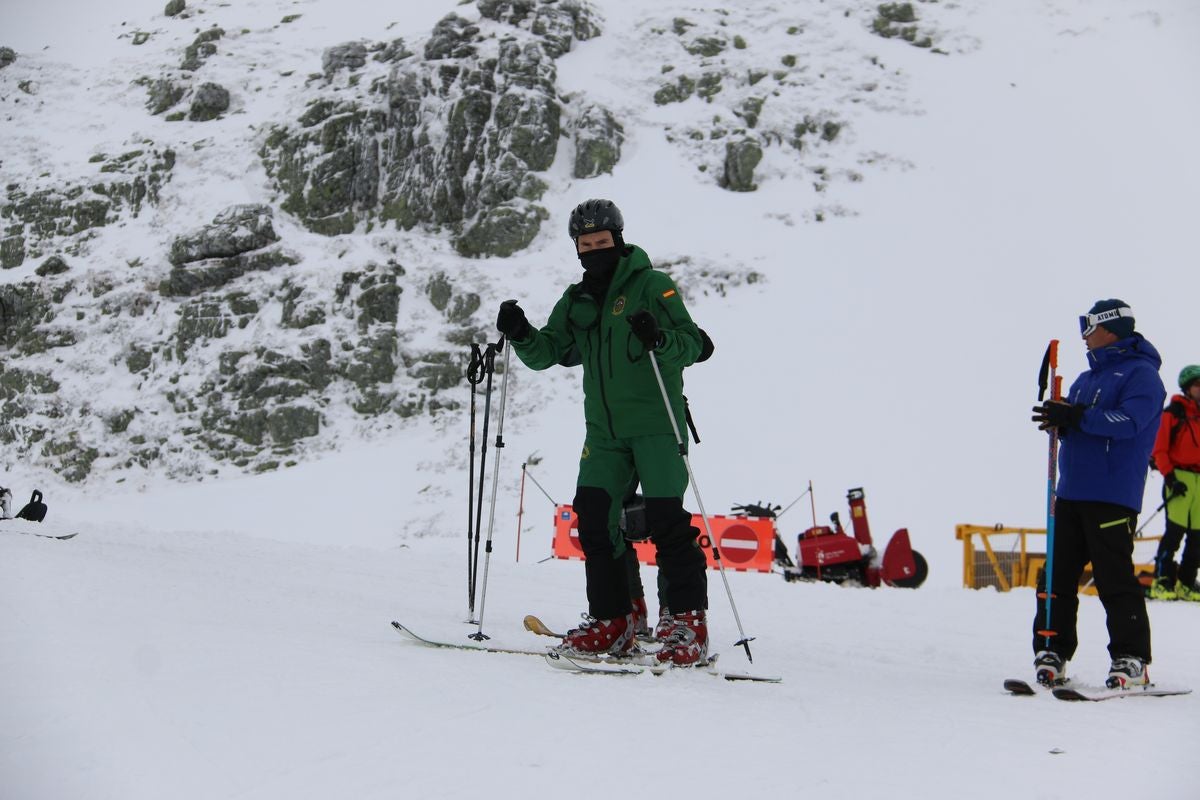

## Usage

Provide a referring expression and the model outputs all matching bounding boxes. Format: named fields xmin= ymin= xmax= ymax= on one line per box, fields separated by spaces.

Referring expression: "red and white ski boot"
xmin=655 ymin=609 xmax=708 ymax=667
xmin=562 ymin=614 xmax=635 ymax=657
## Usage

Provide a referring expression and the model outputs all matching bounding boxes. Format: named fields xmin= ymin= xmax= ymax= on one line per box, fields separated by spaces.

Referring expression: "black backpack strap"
xmin=1167 ymin=400 xmax=1188 ymax=447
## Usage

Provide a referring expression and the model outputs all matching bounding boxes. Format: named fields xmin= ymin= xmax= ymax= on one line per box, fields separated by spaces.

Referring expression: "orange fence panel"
xmin=552 ymin=504 xmax=775 ymax=573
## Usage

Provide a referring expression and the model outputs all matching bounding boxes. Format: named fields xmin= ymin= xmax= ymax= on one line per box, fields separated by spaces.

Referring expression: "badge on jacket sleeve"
xmin=612 ymin=296 xmax=626 ymax=315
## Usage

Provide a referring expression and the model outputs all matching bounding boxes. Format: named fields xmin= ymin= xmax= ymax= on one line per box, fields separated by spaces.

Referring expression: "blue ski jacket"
xmin=1056 ymin=334 xmax=1166 ymax=512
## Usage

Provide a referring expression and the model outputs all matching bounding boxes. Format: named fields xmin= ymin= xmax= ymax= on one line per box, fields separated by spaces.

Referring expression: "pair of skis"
xmin=0 ymin=519 xmax=79 ymax=540
xmin=390 ymin=620 xmax=782 ymax=683
xmin=1003 ymin=678 xmax=1190 ymax=702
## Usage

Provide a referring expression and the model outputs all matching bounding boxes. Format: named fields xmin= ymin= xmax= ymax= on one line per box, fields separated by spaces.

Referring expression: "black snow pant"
xmin=1032 ymin=498 xmax=1152 ymax=663
xmin=574 ymin=433 xmax=707 ymax=620
xmin=1154 ymin=520 xmax=1200 ymax=588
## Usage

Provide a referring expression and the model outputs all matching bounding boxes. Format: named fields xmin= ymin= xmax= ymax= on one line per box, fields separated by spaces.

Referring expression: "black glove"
xmin=697 ymin=328 xmax=715 ymax=363
xmin=627 ymin=310 xmax=663 ymax=350
xmin=1031 ymin=401 xmax=1084 ymax=432
xmin=496 ymin=299 xmax=531 ymax=342
xmin=1165 ymin=472 xmax=1188 ymax=498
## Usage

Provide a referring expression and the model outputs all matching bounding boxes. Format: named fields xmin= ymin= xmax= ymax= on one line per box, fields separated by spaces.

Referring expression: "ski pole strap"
xmin=467 ymin=344 xmax=485 ymax=385
xmin=683 ymin=396 xmax=700 ymax=444
xmin=1037 ymin=340 xmax=1058 ymax=402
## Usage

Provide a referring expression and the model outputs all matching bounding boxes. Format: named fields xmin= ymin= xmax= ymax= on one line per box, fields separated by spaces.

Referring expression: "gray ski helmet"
xmin=1179 ymin=364 xmax=1200 ymax=391
xmin=568 ymin=199 xmax=624 ymax=240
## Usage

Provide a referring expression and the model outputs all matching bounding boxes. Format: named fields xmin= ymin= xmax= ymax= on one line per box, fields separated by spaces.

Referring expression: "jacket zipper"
xmin=594 ymin=324 xmax=616 ymax=438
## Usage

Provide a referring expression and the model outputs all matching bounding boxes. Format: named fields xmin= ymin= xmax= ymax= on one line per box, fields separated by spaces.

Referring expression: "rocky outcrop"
xmin=35 ymin=255 xmax=69 ymax=276
xmin=0 ymin=48 xmax=15 ymax=69
xmin=181 ymin=27 xmax=224 ymax=71
xmin=145 ymin=78 xmax=186 ymax=115
xmin=158 ymin=246 xmax=298 ymax=297
xmin=573 ymin=104 xmax=624 ymax=179
xmin=260 ymin=2 xmax=601 ymax=256
xmin=188 ymin=82 xmax=230 ymax=121
xmin=323 ymin=42 xmax=368 ymax=76
xmin=0 ymin=1 xmax=633 ymax=483
xmin=168 ymin=205 xmax=280 ymax=266
xmin=1 ymin=147 xmax=175 ymax=267
xmin=722 ymin=138 xmax=763 ymax=192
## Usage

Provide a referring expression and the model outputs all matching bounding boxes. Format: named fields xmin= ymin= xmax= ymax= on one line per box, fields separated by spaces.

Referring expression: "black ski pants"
xmin=1154 ymin=520 xmax=1200 ymax=587
xmin=1032 ymin=498 xmax=1152 ymax=663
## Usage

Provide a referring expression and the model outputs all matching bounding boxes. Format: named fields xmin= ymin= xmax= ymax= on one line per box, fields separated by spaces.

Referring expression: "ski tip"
xmin=1003 ymin=678 xmax=1037 ymax=695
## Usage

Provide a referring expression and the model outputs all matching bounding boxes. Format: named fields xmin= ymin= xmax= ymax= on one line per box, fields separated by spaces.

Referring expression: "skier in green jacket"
xmin=495 ymin=198 xmax=710 ymax=666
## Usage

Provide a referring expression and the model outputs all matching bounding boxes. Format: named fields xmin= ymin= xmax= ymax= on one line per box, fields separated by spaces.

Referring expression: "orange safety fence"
xmin=552 ymin=504 xmax=776 ymax=573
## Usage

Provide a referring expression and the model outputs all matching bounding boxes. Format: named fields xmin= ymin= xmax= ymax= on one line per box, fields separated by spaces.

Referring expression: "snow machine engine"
xmin=777 ymin=488 xmax=927 ymax=588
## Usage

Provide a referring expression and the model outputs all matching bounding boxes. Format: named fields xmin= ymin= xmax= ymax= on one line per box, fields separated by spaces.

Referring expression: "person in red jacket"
xmin=1149 ymin=364 xmax=1200 ymax=601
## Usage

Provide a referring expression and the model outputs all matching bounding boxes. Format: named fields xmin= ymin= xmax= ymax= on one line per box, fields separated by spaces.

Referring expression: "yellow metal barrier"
xmin=956 ymin=524 xmax=1160 ymax=595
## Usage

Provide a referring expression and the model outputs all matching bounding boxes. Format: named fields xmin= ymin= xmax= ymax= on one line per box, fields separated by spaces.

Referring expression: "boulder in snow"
xmin=168 ymin=204 xmax=280 ymax=266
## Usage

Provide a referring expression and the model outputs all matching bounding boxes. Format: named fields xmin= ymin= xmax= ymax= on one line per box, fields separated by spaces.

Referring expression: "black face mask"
xmin=578 ymin=246 xmax=621 ymax=277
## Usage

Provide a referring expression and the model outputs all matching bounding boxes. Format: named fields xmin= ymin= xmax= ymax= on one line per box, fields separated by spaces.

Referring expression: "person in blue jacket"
xmin=1030 ymin=299 xmax=1165 ymax=690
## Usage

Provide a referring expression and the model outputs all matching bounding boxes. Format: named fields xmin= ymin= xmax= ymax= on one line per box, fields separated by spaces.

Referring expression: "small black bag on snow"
xmin=16 ymin=490 xmax=48 ymax=522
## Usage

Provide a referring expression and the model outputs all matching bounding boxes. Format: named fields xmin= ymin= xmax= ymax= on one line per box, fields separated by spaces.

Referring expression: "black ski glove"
xmin=627 ymin=310 xmax=664 ymax=350
xmin=496 ymin=299 xmax=531 ymax=342
xmin=1031 ymin=401 xmax=1084 ymax=432
xmin=1165 ymin=472 xmax=1188 ymax=498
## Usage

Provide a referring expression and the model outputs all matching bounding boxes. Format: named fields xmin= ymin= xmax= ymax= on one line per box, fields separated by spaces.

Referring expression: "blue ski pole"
xmin=1037 ymin=340 xmax=1061 ymax=648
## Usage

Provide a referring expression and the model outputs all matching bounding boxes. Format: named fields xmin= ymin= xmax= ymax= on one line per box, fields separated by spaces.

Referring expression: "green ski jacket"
xmin=510 ymin=244 xmax=702 ymax=439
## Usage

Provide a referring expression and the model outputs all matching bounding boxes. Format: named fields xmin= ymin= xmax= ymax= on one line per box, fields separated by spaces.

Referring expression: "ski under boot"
xmin=1034 ymin=650 xmax=1067 ymax=687
xmin=1105 ymin=655 xmax=1149 ymax=690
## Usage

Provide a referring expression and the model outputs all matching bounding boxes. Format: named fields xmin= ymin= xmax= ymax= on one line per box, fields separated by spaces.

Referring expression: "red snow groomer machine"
xmin=741 ymin=487 xmax=927 ymax=588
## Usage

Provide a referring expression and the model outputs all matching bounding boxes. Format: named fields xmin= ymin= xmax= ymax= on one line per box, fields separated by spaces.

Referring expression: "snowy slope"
xmin=3 ymin=0 xmax=1200 ymax=797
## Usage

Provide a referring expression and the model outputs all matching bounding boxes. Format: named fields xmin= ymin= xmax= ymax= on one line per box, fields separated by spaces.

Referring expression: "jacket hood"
xmin=1168 ymin=393 xmax=1199 ymax=412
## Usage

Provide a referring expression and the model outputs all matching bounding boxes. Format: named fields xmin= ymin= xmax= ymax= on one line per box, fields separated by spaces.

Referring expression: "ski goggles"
xmin=1079 ymin=306 xmax=1132 ymax=337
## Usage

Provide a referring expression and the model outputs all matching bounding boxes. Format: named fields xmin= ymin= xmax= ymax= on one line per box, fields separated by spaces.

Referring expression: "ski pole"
xmin=648 ymin=350 xmax=755 ymax=663
xmin=515 ymin=463 xmax=528 ymax=563
xmin=466 ymin=344 xmax=485 ymax=616
xmin=471 ymin=339 xmax=511 ymax=642
xmin=1135 ymin=500 xmax=1166 ymax=539
xmin=469 ymin=339 xmax=500 ymax=618
xmin=1037 ymin=340 xmax=1062 ymax=649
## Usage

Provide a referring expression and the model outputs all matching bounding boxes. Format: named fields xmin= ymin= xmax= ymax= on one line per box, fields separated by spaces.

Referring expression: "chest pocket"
xmin=567 ymin=295 xmax=601 ymax=332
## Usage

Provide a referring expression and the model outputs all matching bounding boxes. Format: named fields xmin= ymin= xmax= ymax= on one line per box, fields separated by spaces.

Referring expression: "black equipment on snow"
xmin=466 ymin=337 xmax=513 ymax=642
xmin=465 ymin=338 xmax=503 ymax=620
xmin=16 ymin=490 xmax=47 ymax=522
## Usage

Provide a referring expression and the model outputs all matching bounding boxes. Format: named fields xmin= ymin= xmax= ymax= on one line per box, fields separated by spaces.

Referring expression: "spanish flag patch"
xmin=662 ymin=289 xmax=677 ymax=299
